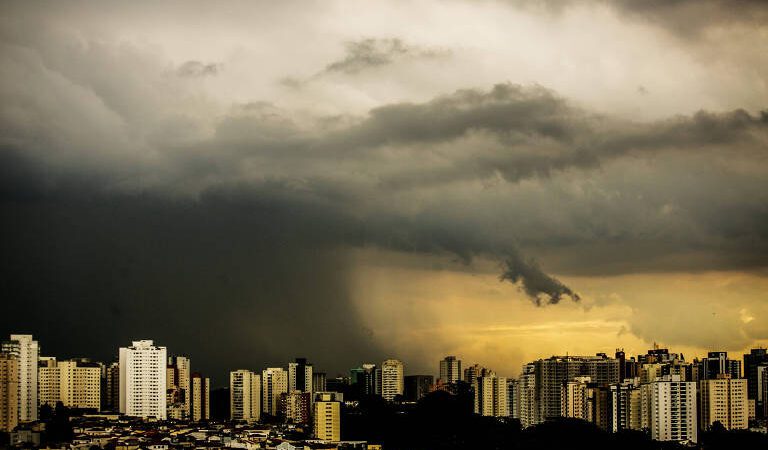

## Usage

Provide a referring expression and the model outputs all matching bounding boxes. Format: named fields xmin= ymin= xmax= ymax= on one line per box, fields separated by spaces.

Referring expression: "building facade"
xmin=230 ymin=369 xmax=261 ymax=422
xmin=119 ymin=340 xmax=167 ymax=419
xmin=166 ymin=355 xmax=191 ymax=420
xmin=381 ymin=359 xmax=404 ymax=401
xmin=38 ymin=358 xmax=101 ymax=410
xmin=262 ymin=367 xmax=288 ymax=416
xmin=191 ymin=372 xmax=210 ymax=421
xmin=0 ymin=352 xmax=19 ymax=432
xmin=641 ymin=375 xmax=697 ymax=443
xmin=474 ymin=375 xmax=508 ymax=417
xmin=699 ymin=375 xmax=748 ymax=430
xmin=2 ymin=335 xmax=39 ymax=422
xmin=313 ymin=392 xmax=341 ymax=442
xmin=404 ymin=375 xmax=433 ymax=402
xmin=439 ymin=356 xmax=462 ymax=384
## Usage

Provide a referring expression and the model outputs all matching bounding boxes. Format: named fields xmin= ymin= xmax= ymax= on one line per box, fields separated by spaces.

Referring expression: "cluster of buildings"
xmin=459 ymin=347 xmax=768 ymax=444
xmin=2 ymin=333 xmax=768 ymax=448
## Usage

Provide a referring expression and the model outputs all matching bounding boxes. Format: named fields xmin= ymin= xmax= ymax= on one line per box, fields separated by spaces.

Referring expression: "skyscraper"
xmin=119 ymin=340 xmax=167 ymax=419
xmin=463 ymin=364 xmax=494 ymax=386
xmin=0 ymin=352 xmax=19 ymax=432
xmin=350 ymin=364 xmax=380 ymax=397
xmin=2 ymin=335 xmax=39 ymax=422
xmin=519 ymin=363 xmax=539 ymax=428
xmin=561 ymin=376 xmax=593 ymax=422
xmin=609 ymin=380 xmax=642 ymax=432
xmin=474 ymin=375 xmax=508 ymax=417
xmin=699 ymin=375 xmax=748 ymax=430
xmin=281 ymin=390 xmax=311 ymax=424
xmin=703 ymin=351 xmax=740 ymax=380
xmin=288 ymin=358 xmax=313 ymax=394
xmin=229 ymin=369 xmax=260 ymax=422
xmin=313 ymin=392 xmax=341 ymax=442
xmin=381 ymin=359 xmax=404 ymax=401
xmin=439 ymin=356 xmax=461 ymax=384
xmin=191 ymin=372 xmax=210 ymax=421
xmin=312 ymin=372 xmax=327 ymax=393
xmin=166 ymin=355 xmax=191 ymax=420
xmin=262 ymin=367 xmax=288 ymax=416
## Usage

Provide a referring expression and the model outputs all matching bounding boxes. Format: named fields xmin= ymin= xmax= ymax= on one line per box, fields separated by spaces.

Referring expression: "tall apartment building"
xmin=641 ymin=375 xmax=697 ymax=443
xmin=519 ymin=363 xmax=539 ymax=428
xmin=760 ymin=365 xmax=768 ymax=418
xmin=166 ymin=356 xmax=191 ymax=420
xmin=2 ymin=335 xmax=39 ymax=422
xmin=464 ymin=364 xmax=494 ymax=386
xmin=0 ymin=352 xmax=19 ymax=432
xmin=312 ymin=372 xmax=327 ymax=393
xmin=38 ymin=358 xmax=101 ymax=409
xmin=474 ymin=375 xmax=508 ymax=417
xmin=313 ymin=392 xmax=341 ymax=442
xmin=703 ymin=352 xmax=740 ymax=380
xmin=534 ymin=354 xmax=619 ymax=422
xmin=119 ymin=340 xmax=167 ymax=419
xmin=281 ymin=390 xmax=311 ymax=424
xmin=381 ymin=359 xmax=404 ymax=401
xmin=507 ymin=378 xmax=519 ymax=419
xmin=262 ymin=367 xmax=288 ymax=416
xmin=103 ymin=362 xmax=120 ymax=412
xmin=350 ymin=364 xmax=380 ymax=397
xmin=609 ymin=380 xmax=641 ymax=432
xmin=230 ymin=370 xmax=261 ymax=422
xmin=699 ymin=375 xmax=748 ymax=430
xmin=639 ymin=363 xmax=663 ymax=384
xmin=404 ymin=375 xmax=433 ymax=402
xmin=191 ymin=373 xmax=210 ymax=421
xmin=288 ymin=358 xmax=313 ymax=395
xmin=743 ymin=348 xmax=768 ymax=417
xmin=561 ymin=376 xmax=593 ymax=421
xmin=439 ymin=356 xmax=462 ymax=384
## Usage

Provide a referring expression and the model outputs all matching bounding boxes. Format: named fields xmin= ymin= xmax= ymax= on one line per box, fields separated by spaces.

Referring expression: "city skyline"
xmin=2 ymin=0 xmax=768 ymax=399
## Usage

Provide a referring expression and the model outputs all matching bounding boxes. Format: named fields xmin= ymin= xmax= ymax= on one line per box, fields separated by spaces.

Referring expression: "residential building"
xmin=281 ymin=390 xmax=311 ymax=424
xmin=641 ymin=375 xmax=697 ymax=443
xmin=464 ymin=364 xmax=494 ymax=386
xmin=313 ymin=392 xmax=341 ymax=442
xmin=288 ymin=358 xmax=313 ymax=394
xmin=190 ymin=372 xmax=210 ymax=421
xmin=119 ymin=340 xmax=167 ymax=419
xmin=0 ymin=352 xmax=19 ymax=432
xmin=350 ymin=364 xmax=380 ymax=397
xmin=609 ymin=379 xmax=642 ymax=432
xmin=230 ymin=370 xmax=260 ymax=422
xmin=743 ymin=348 xmax=768 ymax=417
xmin=439 ymin=356 xmax=462 ymax=384
xmin=38 ymin=358 xmax=101 ymax=409
xmin=103 ymin=361 xmax=120 ymax=412
xmin=474 ymin=375 xmax=508 ymax=417
xmin=561 ymin=376 xmax=592 ymax=421
xmin=312 ymin=372 xmax=327 ymax=393
xmin=381 ymin=359 xmax=404 ymax=401
xmin=699 ymin=375 xmax=748 ymax=430
xmin=2 ymin=335 xmax=39 ymax=422
xmin=519 ymin=363 xmax=539 ymax=428
xmin=166 ymin=356 xmax=191 ymax=420
xmin=507 ymin=378 xmax=519 ymax=419
xmin=404 ymin=375 xmax=433 ymax=402
xmin=262 ymin=367 xmax=288 ymax=416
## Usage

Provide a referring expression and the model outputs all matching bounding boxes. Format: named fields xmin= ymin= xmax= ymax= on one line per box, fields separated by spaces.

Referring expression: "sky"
xmin=1 ymin=0 xmax=767 ymax=386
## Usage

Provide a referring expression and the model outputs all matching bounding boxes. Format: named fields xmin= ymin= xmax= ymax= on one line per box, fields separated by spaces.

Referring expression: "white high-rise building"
xmin=439 ymin=356 xmax=462 ymax=384
xmin=699 ymin=375 xmax=748 ymax=430
xmin=262 ymin=367 xmax=288 ymax=416
xmin=230 ymin=370 xmax=260 ymax=422
xmin=641 ymin=375 xmax=697 ymax=443
xmin=119 ymin=340 xmax=167 ymax=419
xmin=474 ymin=375 xmax=508 ymax=417
xmin=288 ymin=358 xmax=313 ymax=394
xmin=2 ymin=335 xmax=39 ymax=422
xmin=381 ymin=359 xmax=404 ymax=401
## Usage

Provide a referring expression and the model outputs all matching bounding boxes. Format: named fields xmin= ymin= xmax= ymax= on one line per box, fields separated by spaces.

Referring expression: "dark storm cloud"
xmin=501 ymin=252 xmax=580 ymax=305
xmin=324 ymin=38 xmax=450 ymax=74
xmin=2 ymin=5 xmax=768 ymax=378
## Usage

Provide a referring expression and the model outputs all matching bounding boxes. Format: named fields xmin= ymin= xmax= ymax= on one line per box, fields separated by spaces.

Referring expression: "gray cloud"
xmin=324 ymin=38 xmax=450 ymax=74
xmin=176 ymin=60 xmax=220 ymax=77
xmin=501 ymin=251 xmax=580 ymax=305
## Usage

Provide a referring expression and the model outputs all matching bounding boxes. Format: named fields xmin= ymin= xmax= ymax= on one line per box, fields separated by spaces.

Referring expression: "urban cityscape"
xmin=3 ymin=0 xmax=768 ymax=449
xmin=1 ymin=334 xmax=768 ymax=448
